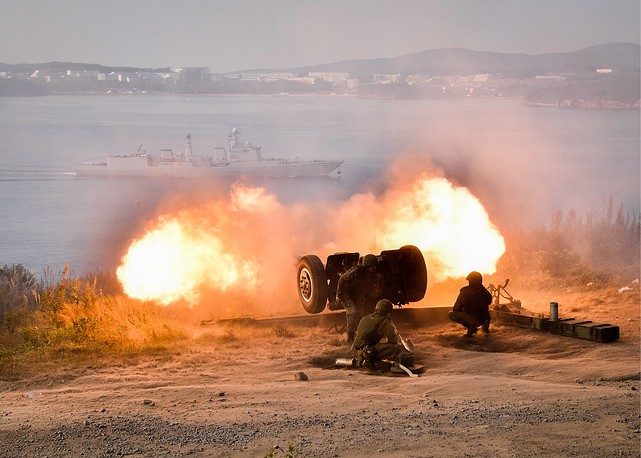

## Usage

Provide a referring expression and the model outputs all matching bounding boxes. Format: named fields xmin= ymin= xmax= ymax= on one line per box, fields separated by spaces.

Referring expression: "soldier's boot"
xmin=399 ymin=350 xmax=415 ymax=367
xmin=481 ymin=321 xmax=490 ymax=333
xmin=357 ymin=356 xmax=375 ymax=369
xmin=356 ymin=355 xmax=371 ymax=368
xmin=346 ymin=331 xmax=355 ymax=344
xmin=363 ymin=359 xmax=376 ymax=369
xmin=464 ymin=326 xmax=478 ymax=337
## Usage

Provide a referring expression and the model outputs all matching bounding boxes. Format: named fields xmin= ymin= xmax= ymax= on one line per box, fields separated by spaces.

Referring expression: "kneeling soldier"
xmin=448 ymin=271 xmax=492 ymax=337
xmin=351 ymin=299 xmax=402 ymax=367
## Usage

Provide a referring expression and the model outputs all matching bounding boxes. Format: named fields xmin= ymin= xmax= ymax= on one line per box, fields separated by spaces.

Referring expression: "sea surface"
xmin=0 ymin=95 xmax=639 ymax=276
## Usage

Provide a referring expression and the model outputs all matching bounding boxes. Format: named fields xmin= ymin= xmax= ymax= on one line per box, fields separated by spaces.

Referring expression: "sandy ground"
xmin=0 ymin=287 xmax=639 ymax=457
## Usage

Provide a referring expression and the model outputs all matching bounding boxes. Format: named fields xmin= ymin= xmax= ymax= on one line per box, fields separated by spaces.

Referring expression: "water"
xmin=0 ymin=95 xmax=638 ymax=276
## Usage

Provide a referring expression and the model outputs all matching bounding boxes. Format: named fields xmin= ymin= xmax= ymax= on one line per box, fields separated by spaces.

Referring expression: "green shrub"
xmin=265 ymin=440 xmax=299 ymax=457
xmin=0 ymin=264 xmax=38 ymax=324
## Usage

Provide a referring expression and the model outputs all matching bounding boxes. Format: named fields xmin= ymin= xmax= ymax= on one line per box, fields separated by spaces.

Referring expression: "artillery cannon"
xmin=296 ymin=245 xmax=428 ymax=314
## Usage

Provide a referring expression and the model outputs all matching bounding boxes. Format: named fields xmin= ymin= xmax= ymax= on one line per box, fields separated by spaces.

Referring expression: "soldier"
xmin=336 ymin=253 xmax=383 ymax=343
xmin=351 ymin=299 xmax=402 ymax=366
xmin=448 ymin=271 xmax=493 ymax=337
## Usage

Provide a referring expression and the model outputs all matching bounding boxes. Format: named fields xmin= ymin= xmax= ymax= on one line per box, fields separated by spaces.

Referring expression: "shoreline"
xmin=5 ymin=92 xmax=638 ymax=110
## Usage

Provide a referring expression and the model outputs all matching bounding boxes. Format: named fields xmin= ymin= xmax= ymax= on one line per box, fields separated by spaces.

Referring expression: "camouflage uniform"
xmin=351 ymin=308 xmax=401 ymax=363
xmin=448 ymin=279 xmax=492 ymax=336
xmin=337 ymin=264 xmax=382 ymax=341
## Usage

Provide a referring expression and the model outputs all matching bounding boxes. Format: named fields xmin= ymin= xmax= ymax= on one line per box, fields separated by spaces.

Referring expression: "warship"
xmin=74 ymin=128 xmax=343 ymax=178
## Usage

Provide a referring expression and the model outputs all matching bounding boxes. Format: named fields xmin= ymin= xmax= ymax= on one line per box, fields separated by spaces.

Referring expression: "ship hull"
xmin=74 ymin=128 xmax=344 ymax=178
xmin=74 ymin=160 xmax=343 ymax=178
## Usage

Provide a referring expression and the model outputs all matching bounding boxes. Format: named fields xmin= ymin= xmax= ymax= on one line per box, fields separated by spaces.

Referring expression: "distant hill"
xmin=0 ymin=61 xmax=171 ymax=74
xmin=524 ymin=72 xmax=640 ymax=108
xmin=1 ymin=43 xmax=638 ymax=78
xmin=276 ymin=42 xmax=640 ymax=77
xmin=0 ymin=43 xmax=638 ymax=107
xmin=0 ymin=78 xmax=48 ymax=96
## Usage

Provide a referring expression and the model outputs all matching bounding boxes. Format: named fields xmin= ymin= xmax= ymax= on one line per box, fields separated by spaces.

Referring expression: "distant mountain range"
xmin=0 ymin=62 xmax=171 ymax=74
xmin=1 ymin=43 xmax=639 ymax=107
xmin=247 ymin=42 xmax=640 ymax=77
xmin=1 ymin=42 xmax=639 ymax=77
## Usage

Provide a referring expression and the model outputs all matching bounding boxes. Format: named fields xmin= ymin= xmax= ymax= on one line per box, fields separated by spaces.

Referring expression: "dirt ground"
xmin=0 ymin=287 xmax=639 ymax=457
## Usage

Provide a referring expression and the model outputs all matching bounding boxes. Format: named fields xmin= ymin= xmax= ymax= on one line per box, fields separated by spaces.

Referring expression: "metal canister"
xmin=549 ymin=301 xmax=559 ymax=321
xmin=335 ymin=358 xmax=357 ymax=367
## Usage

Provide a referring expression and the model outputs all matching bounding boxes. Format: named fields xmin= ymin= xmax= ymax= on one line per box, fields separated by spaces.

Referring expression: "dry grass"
xmin=0 ymin=268 xmax=194 ymax=380
xmin=1 ymin=204 xmax=638 ymax=382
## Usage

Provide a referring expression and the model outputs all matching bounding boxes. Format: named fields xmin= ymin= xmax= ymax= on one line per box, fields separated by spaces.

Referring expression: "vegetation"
xmin=0 ymin=78 xmax=48 ymax=96
xmin=0 ymin=200 xmax=638 ymax=376
xmin=0 ymin=264 xmax=189 ymax=378
xmin=265 ymin=440 xmax=300 ymax=458
xmin=524 ymin=73 xmax=641 ymax=108
xmin=498 ymin=198 xmax=640 ymax=288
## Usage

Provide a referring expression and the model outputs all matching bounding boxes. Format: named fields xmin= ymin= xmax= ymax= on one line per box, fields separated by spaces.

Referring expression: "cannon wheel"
xmin=297 ymin=255 xmax=328 ymax=314
xmin=398 ymin=245 xmax=428 ymax=302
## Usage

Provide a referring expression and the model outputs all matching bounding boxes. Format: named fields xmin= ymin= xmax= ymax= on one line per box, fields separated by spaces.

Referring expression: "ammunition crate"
xmin=490 ymin=309 xmax=619 ymax=343
xmin=573 ymin=322 xmax=620 ymax=343
xmin=545 ymin=319 xmax=592 ymax=337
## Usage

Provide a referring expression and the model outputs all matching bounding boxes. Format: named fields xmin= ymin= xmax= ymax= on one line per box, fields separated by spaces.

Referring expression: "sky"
xmin=1 ymin=0 xmax=639 ymax=73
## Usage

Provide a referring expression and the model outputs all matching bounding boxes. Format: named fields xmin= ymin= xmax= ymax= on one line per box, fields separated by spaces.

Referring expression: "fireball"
xmin=375 ymin=176 xmax=505 ymax=280
xmin=117 ymin=213 xmax=259 ymax=306
xmin=117 ymin=173 xmax=505 ymax=308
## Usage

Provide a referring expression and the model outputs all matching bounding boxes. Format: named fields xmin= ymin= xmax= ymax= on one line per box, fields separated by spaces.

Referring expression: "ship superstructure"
xmin=74 ymin=128 xmax=343 ymax=178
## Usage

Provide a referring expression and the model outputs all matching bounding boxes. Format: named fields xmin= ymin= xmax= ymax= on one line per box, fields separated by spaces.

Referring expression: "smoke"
xmin=326 ymin=152 xmax=505 ymax=274
xmin=117 ymin=181 xmax=336 ymax=317
xmin=116 ymin=153 xmax=506 ymax=319
xmin=412 ymin=110 xmax=640 ymax=232
xmin=114 ymin=101 xmax=641 ymax=320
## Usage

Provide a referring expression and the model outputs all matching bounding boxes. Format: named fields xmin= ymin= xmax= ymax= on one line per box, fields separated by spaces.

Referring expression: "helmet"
xmin=375 ymin=299 xmax=393 ymax=314
xmin=466 ymin=271 xmax=483 ymax=284
xmin=362 ymin=254 xmax=377 ymax=267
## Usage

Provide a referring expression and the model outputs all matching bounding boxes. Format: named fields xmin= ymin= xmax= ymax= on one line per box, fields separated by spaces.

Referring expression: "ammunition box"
xmin=491 ymin=310 xmax=619 ymax=343
xmin=546 ymin=319 xmax=592 ymax=336
xmin=574 ymin=322 xmax=620 ymax=343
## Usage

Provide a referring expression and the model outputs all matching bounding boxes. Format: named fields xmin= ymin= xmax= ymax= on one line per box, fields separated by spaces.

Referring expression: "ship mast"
xmin=228 ymin=127 xmax=240 ymax=148
xmin=185 ymin=134 xmax=192 ymax=161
